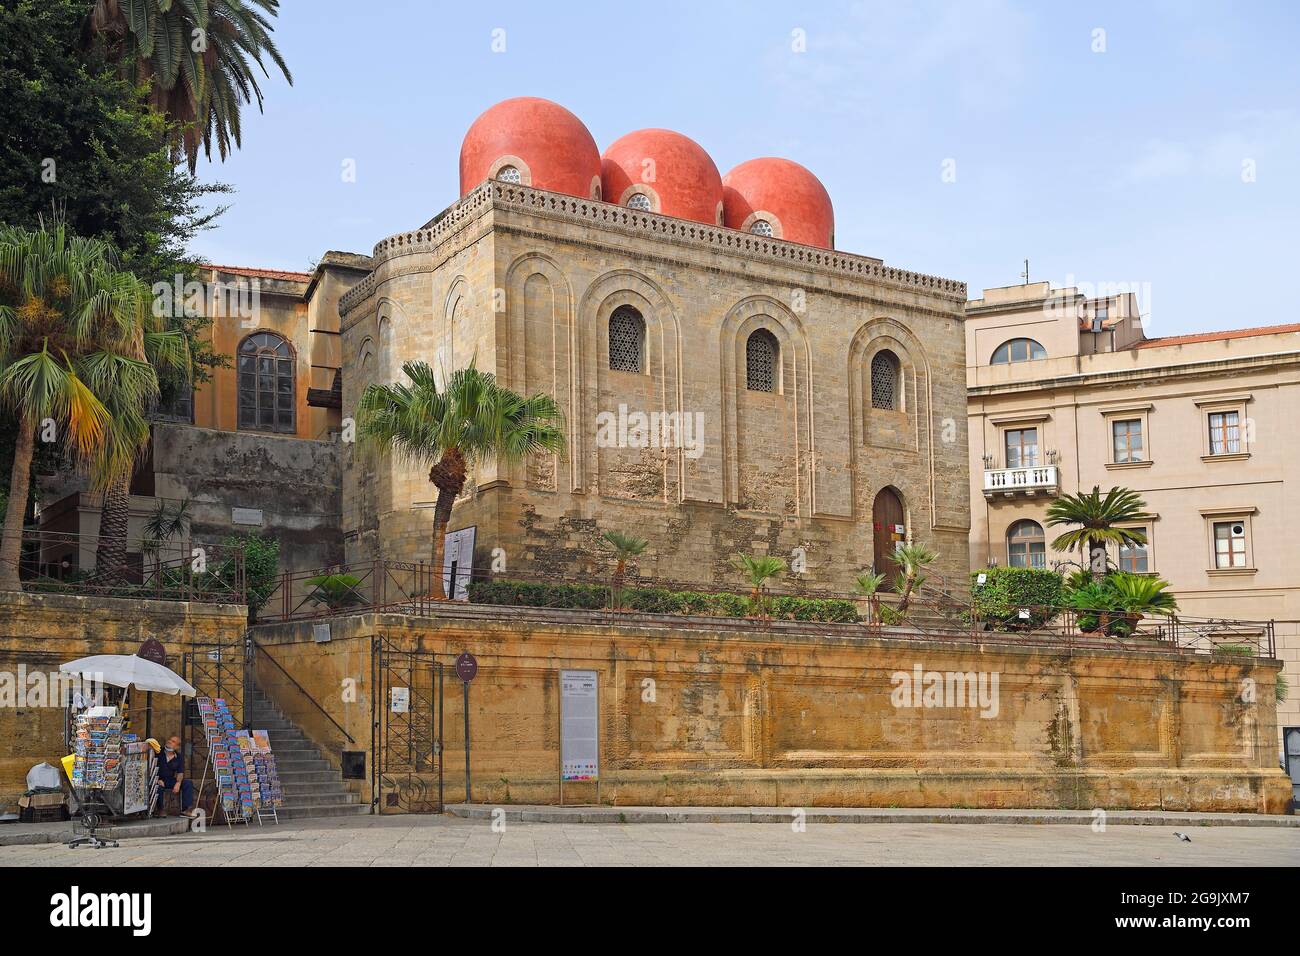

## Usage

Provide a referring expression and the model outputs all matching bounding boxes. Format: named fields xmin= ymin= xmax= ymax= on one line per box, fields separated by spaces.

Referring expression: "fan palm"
xmin=0 ymin=221 xmax=163 ymax=590
xmin=357 ymin=360 xmax=566 ymax=600
xmin=601 ymin=530 xmax=648 ymax=610
xmin=731 ymin=553 xmax=786 ymax=617
xmin=853 ymin=571 xmax=886 ymax=624
xmin=1046 ymin=486 xmax=1153 ymax=580
xmin=86 ymin=0 xmax=293 ymax=170
xmin=893 ymin=542 xmax=937 ymax=614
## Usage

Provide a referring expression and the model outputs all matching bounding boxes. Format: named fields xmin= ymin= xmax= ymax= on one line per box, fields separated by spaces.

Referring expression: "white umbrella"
xmin=59 ymin=655 xmax=197 ymax=696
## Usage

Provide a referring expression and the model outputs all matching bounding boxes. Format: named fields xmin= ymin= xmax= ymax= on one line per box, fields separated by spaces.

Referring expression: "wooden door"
xmin=872 ymin=488 xmax=905 ymax=589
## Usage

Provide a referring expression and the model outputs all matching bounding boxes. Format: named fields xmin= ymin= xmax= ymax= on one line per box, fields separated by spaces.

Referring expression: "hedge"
xmin=467 ymin=579 xmax=859 ymax=623
xmin=970 ymin=566 xmax=1064 ymax=630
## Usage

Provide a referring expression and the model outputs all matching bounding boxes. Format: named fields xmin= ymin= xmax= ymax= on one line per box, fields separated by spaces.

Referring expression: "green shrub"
xmin=970 ymin=567 xmax=1064 ymax=630
xmin=467 ymin=579 xmax=857 ymax=622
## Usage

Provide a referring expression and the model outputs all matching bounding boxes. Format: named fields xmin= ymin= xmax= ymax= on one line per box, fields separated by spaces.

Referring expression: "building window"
xmin=745 ymin=330 xmax=778 ymax=393
xmin=496 ymin=165 xmax=522 ymax=184
xmin=608 ymin=306 xmax=645 ymax=373
xmin=1007 ymin=519 xmax=1046 ymax=568
xmin=1119 ymin=531 xmax=1149 ymax=573
xmin=238 ymin=331 xmax=295 ymax=433
xmin=870 ymin=350 xmax=900 ymax=410
xmin=750 ymin=219 xmax=773 ymax=237
xmin=1207 ymin=410 xmax=1240 ymax=456
xmin=627 ymin=193 xmax=652 ymax=211
xmin=1004 ymin=427 xmax=1039 ymax=469
xmin=1212 ymin=520 xmax=1248 ymax=569
xmin=1111 ymin=418 xmax=1143 ymax=463
xmin=991 ymin=338 xmax=1047 ymax=364
xmin=152 ymin=381 xmax=193 ymax=424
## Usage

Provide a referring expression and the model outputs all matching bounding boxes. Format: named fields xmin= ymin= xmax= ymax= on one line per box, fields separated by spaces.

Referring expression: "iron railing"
xmin=251 ymin=558 xmax=1276 ymax=658
xmin=1 ymin=529 xmax=246 ymax=605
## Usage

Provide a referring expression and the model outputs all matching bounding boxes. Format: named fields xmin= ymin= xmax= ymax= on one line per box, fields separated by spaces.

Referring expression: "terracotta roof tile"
xmin=206 ymin=263 xmax=312 ymax=283
xmin=1136 ymin=322 xmax=1300 ymax=349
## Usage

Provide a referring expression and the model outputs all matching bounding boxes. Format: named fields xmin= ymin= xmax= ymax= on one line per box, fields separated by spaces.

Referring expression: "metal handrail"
xmin=253 ymin=643 xmax=356 ymax=743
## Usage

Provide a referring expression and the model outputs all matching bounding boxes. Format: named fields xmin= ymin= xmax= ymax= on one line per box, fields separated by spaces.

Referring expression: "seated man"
xmin=154 ymin=736 xmax=195 ymax=817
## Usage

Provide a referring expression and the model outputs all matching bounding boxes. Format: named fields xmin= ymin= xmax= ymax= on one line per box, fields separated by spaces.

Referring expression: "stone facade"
xmin=252 ymin=606 xmax=1292 ymax=813
xmin=338 ymin=182 xmax=972 ymax=593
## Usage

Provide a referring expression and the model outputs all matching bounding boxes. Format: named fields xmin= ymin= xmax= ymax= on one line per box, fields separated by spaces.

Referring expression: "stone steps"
xmin=243 ymin=686 xmax=368 ymax=819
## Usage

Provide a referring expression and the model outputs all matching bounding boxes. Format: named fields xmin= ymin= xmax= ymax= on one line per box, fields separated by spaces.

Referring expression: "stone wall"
xmin=0 ymin=592 xmax=249 ymax=810
xmin=338 ymin=182 xmax=972 ymax=593
xmin=152 ymin=422 xmax=343 ymax=572
xmin=252 ymin=606 xmax=1291 ymax=813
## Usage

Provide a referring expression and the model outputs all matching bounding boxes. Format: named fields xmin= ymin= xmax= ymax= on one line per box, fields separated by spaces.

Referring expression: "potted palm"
xmin=731 ymin=554 xmax=786 ymax=619
xmin=1046 ymin=486 xmax=1153 ymax=582
xmin=893 ymin=542 xmax=938 ymax=616
xmin=601 ymin=530 xmax=648 ymax=610
xmin=853 ymin=571 xmax=886 ymax=626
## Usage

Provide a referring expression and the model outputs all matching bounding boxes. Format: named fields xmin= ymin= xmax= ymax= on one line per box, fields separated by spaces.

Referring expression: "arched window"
xmin=1007 ymin=519 xmax=1046 ymax=568
xmin=991 ymin=338 xmax=1047 ymax=364
xmin=608 ymin=306 xmax=645 ymax=373
xmin=495 ymin=165 xmax=522 ymax=184
xmin=750 ymin=219 xmax=773 ymax=237
xmin=626 ymin=193 xmax=652 ymax=211
xmin=870 ymin=350 xmax=900 ymax=410
xmin=745 ymin=329 xmax=779 ymax=393
xmin=238 ymin=331 xmax=295 ymax=433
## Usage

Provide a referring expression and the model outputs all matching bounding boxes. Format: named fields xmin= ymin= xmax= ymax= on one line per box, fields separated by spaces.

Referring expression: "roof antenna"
xmin=1020 ymin=258 xmax=1030 ymax=285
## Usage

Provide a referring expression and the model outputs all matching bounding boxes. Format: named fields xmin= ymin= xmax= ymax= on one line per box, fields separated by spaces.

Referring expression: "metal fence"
xmin=4 ymin=529 xmax=246 ymax=605
xmin=251 ymin=558 xmax=1276 ymax=658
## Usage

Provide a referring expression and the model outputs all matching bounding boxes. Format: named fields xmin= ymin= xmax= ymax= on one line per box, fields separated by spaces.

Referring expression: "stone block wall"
xmin=0 ymin=592 xmax=249 ymax=809
xmin=252 ymin=607 xmax=1291 ymax=813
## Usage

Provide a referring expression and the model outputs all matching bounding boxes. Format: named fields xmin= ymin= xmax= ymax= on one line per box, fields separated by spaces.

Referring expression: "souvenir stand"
xmin=58 ymin=653 xmax=196 ymax=846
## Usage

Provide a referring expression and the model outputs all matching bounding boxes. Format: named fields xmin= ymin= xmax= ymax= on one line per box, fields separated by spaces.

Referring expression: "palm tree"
xmin=357 ymin=360 xmax=565 ymax=600
xmin=601 ymin=530 xmax=648 ymax=610
xmin=853 ymin=571 xmax=886 ymax=625
xmin=893 ymin=542 xmax=937 ymax=615
xmin=1046 ymin=486 xmax=1153 ymax=581
xmin=86 ymin=0 xmax=293 ymax=170
xmin=86 ymin=324 xmax=189 ymax=581
xmin=0 ymin=222 xmax=157 ymax=590
xmin=731 ymin=553 xmax=786 ymax=618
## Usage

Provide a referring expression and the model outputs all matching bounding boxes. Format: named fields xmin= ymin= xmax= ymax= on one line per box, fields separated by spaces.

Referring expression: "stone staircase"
xmin=246 ymin=686 xmax=368 ymax=819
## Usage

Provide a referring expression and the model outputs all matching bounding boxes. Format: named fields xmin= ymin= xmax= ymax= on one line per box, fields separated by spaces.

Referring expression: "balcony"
xmin=982 ymin=464 xmax=1059 ymax=499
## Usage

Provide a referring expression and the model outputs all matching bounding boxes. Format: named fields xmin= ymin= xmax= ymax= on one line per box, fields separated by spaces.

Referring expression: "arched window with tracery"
xmin=870 ymin=349 xmax=900 ymax=410
xmin=608 ymin=306 xmax=645 ymax=372
xmin=238 ymin=331 xmax=295 ymax=433
xmin=745 ymin=329 xmax=779 ymax=393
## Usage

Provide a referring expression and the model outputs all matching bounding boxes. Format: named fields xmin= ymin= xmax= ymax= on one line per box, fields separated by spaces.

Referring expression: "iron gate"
xmin=181 ymin=635 xmax=250 ymax=778
xmin=372 ymin=637 xmax=444 ymax=813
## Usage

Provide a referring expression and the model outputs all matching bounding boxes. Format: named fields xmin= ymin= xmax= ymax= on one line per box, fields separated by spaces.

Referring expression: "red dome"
xmin=601 ymin=129 xmax=723 ymax=225
xmin=722 ymin=158 xmax=834 ymax=249
xmin=459 ymin=97 xmax=601 ymax=199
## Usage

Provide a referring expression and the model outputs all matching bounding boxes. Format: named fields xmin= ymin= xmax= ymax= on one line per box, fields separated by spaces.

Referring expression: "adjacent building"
xmin=966 ymin=280 xmax=1300 ymax=733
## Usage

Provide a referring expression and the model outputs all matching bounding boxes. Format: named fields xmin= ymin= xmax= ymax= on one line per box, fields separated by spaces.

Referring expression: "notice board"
xmin=560 ymin=670 xmax=599 ymax=782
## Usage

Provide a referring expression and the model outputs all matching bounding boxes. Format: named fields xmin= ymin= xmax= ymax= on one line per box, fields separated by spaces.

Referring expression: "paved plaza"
xmin=2 ymin=815 xmax=1297 ymax=866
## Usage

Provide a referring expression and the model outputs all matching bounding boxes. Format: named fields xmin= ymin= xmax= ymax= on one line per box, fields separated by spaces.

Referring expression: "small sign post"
xmin=456 ymin=652 xmax=477 ymax=803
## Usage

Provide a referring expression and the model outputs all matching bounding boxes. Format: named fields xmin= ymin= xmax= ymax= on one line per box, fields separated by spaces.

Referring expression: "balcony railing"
xmin=982 ymin=464 xmax=1059 ymax=497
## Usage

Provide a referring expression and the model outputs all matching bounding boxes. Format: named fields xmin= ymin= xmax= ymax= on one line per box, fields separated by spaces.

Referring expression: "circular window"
xmin=750 ymin=219 xmax=773 ymax=237
xmin=627 ymin=193 xmax=652 ymax=211
xmin=496 ymin=165 xmax=522 ymax=184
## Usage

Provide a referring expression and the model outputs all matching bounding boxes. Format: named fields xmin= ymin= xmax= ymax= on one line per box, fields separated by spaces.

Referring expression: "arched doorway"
xmin=872 ymin=487 xmax=905 ymax=588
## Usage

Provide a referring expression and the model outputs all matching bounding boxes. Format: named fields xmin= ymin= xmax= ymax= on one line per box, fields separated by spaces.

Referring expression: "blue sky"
xmin=190 ymin=0 xmax=1300 ymax=336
